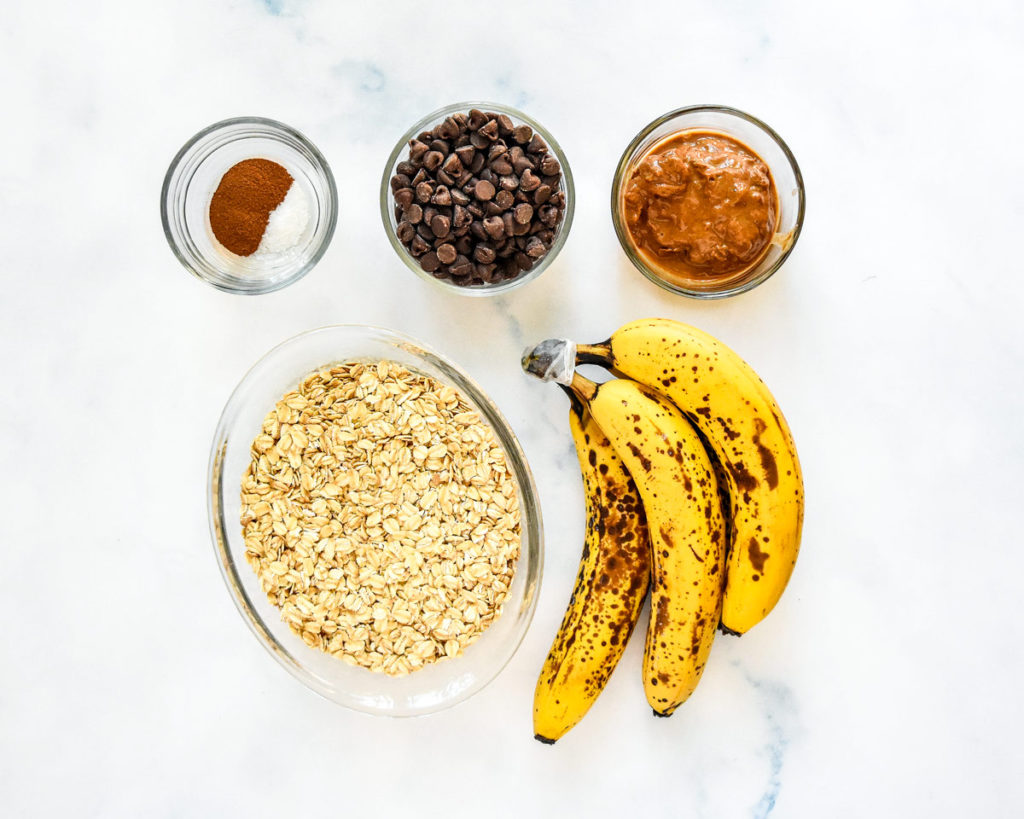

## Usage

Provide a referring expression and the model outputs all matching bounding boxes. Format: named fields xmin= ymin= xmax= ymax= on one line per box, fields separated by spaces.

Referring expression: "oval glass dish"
xmin=380 ymin=101 xmax=575 ymax=296
xmin=208 ymin=325 xmax=543 ymax=716
xmin=162 ymin=117 xmax=338 ymax=295
xmin=611 ymin=105 xmax=805 ymax=299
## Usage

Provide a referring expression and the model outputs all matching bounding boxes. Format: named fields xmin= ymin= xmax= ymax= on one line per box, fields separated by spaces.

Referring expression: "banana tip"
xmin=652 ymin=709 xmax=674 ymax=719
xmin=534 ymin=734 xmax=557 ymax=745
xmin=521 ymin=339 xmax=575 ymax=385
xmin=718 ymin=624 xmax=743 ymax=637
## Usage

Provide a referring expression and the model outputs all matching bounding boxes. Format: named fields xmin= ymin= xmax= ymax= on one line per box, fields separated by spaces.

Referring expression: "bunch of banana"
xmin=524 ymin=318 xmax=803 ymax=741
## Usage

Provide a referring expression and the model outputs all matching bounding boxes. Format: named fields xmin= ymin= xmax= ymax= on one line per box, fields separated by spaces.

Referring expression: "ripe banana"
xmin=577 ymin=318 xmax=804 ymax=635
xmin=533 ymin=398 xmax=650 ymax=743
xmin=571 ymin=374 xmax=726 ymax=717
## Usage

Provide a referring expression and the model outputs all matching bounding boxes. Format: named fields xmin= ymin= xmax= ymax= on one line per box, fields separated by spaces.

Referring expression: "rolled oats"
xmin=240 ymin=360 xmax=521 ymax=676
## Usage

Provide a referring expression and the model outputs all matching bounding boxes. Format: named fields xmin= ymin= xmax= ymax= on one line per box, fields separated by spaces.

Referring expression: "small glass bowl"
xmin=162 ymin=117 xmax=338 ymax=295
xmin=380 ymin=101 xmax=575 ymax=297
xmin=208 ymin=325 xmax=543 ymax=716
xmin=611 ymin=105 xmax=805 ymax=299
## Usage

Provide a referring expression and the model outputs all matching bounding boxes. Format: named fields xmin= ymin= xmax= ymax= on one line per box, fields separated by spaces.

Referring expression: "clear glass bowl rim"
xmin=610 ymin=104 xmax=806 ymax=300
xmin=160 ymin=115 xmax=339 ymax=295
xmin=207 ymin=324 xmax=544 ymax=715
xmin=379 ymin=100 xmax=575 ymax=297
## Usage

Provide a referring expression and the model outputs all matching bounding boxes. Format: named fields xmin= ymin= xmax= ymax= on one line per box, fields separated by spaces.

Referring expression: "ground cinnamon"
xmin=209 ymin=158 xmax=294 ymax=256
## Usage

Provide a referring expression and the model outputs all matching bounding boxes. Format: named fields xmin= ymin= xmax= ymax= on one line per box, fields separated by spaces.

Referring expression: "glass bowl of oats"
xmin=208 ymin=325 xmax=542 ymax=716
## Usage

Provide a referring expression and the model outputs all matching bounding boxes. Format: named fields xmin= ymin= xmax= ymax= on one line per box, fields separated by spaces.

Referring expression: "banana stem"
xmin=575 ymin=341 xmax=613 ymax=367
xmin=569 ymin=372 xmax=598 ymax=403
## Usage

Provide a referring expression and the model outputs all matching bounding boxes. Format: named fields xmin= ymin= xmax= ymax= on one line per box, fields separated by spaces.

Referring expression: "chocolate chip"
xmin=490 ymin=158 xmax=513 ymax=175
xmin=410 ymin=234 xmax=430 ymax=256
xmin=436 ymin=243 xmax=457 ymax=264
xmin=533 ymin=184 xmax=552 ymax=205
xmin=391 ymin=107 xmax=567 ymax=286
xmin=395 ymin=188 xmax=415 ymax=208
xmin=513 ymin=154 xmax=535 ymax=174
xmin=540 ymin=154 xmax=560 ymax=176
xmin=442 ymin=153 xmax=463 ymax=176
xmin=513 ymin=203 xmax=534 ymax=224
xmin=450 ymin=257 xmax=474 ymax=278
xmin=431 ymin=186 xmax=452 ymax=206
xmin=420 ymin=251 xmax=440 ymax=272
xmin=479 ymin=119 xmax=499 ymax=141
xmin=441 ymin=117 xmax=461 ymax=138
xmin=539 ymin=204 xmax=560 ymax=226
xmin=397 ymin=220 xmax=415 ymax=243
xmin=430 ymin=214 xmax=451 ymax=238
xmin=474 ymin=179 xmax=496 ymax=201
xmin=482 ymin=216 xmax=505 ymax=239
xmin=525 ymin=237 xmax=546 ymax=258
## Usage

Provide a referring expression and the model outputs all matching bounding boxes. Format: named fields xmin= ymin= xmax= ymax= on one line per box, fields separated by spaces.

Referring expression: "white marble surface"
xmin=2 ymin=0 xmax=1023 ymax=815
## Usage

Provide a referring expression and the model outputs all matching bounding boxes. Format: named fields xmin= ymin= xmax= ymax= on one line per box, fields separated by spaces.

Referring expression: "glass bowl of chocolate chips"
xmin=381 ymin=102 xmax=574 ymax=295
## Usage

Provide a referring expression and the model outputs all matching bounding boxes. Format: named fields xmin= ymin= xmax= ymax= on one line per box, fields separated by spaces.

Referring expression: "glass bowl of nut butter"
xmin=611 ymin=105 xmax=805 ymax=299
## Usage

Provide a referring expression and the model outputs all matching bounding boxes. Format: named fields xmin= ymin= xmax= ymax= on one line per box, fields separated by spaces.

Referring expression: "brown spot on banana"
xmin=747 ymin=537 xmax=769 ymax=573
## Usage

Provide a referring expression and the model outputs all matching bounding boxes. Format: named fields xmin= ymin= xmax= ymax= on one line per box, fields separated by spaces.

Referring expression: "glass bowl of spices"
xmin=611 ymin=105 xmax=805 ymax=299
xmin=381 ymin=102 xmax=574 ymax=296
xmin=208 ymin=324 xmax=543 ymax=716
xmin=162 ymin=117 xmax=338 ymax=295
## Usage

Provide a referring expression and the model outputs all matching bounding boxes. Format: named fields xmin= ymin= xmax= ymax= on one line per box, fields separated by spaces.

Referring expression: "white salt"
xmin=255 ymin=182 xmax=310 ymax=255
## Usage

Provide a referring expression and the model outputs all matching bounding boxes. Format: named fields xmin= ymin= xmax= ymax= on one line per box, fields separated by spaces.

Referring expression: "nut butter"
xmin=621 ymin=130 xmax=778 ymax=288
